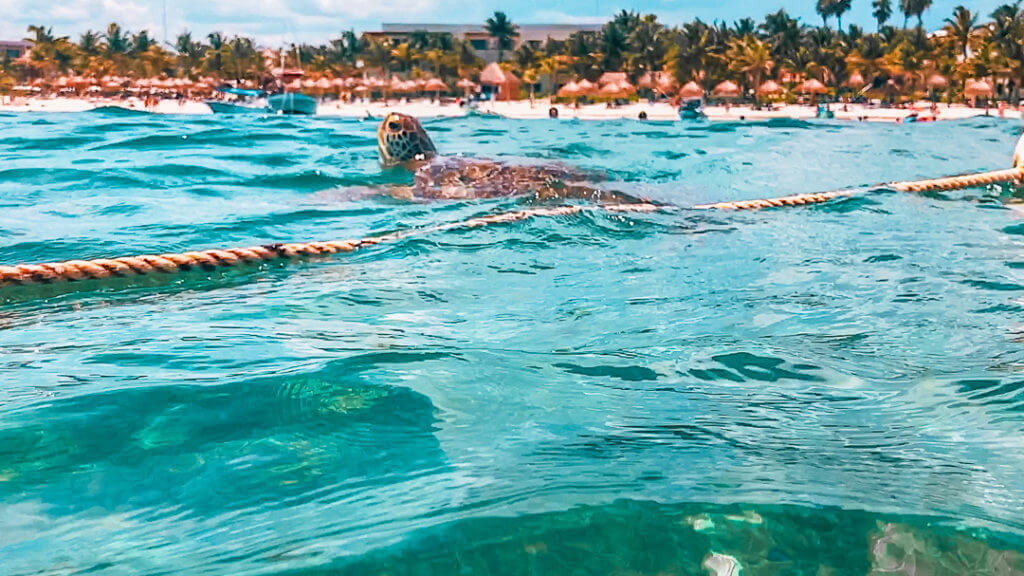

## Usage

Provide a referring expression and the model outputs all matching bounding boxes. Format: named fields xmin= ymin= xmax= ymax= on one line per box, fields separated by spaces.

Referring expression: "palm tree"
xmin=25 ymin=25 xmax=56 ymax=45
xmin=944 ymin=6 xmax=977 ymax=59
xmin=873 ymin=0 xmax=893 ymax=31
xmin=452 ymin=37 xmax=480 ymax=77
xmin=484 ymin=11 xmax=518 ymax=62
xmin=834 ymin=0 xmax=853 ymax=31
xmin=131 ymin=30 xmax=155 ymax=56
xmin=628 ymin=14 xmax=666 ymax=78
xmin=390 ymin=42 xmax=416 ymax=73
xmin=600 ymin=18 xmax=629 ymax=71
xmin=104 ymin=23 xmax=129 ymax=55
xmin=901 ymin=0 xmax=934 ymax=28
xmin=760 ymin=9 xmax=802 ymax=62
xmin=667 ymin=20 xmax=711 ymax=83
xmin=726 ymin=35 xmax=772 ymax=95
xmin=817 ymin=0 xmax=836 ymax=28
xmin=228 ymin=36 xmax=258 ymax=80
xmin=175 ymin=31 xmax=203 ymax=77
xmin=78 ymin=30 xmax=102 ymax=55
xmin=204 ymin=32 xmax=225 ymax=75
xmin=364 ymin=39 xmax=394 ymax=79
xmin=733 ymin=18 xmax=756 ymax=36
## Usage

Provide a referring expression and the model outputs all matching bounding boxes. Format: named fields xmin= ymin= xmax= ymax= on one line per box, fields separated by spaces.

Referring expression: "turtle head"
xmin=377 ymin=113 xmax=437 ymax=168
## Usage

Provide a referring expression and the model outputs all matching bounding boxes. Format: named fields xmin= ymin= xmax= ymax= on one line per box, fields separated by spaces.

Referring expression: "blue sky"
xmin=0 ymin=0 xmax=1009 ymax=46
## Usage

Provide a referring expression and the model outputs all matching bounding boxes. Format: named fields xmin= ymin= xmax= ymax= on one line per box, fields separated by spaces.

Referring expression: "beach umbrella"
xmin=964 ymin=79 xmax=993 ymax=98
xmin=423 ymin=77 xmax=447 ymax=96
xmin=577 ymin=78 xmax=599 ymax=96
xmin=423 ymin=77 xmax=447 ymax=99
xmin=637 ymin=73 xmax=654 ymax=89
xmin=424 ymin=78 xmax=447 ymax=91
xmin=927 ymin=74 xmax=948 ymax=89
xmin=600 ymin=82 xmax=625 ymax=97
xmin=845 ymin=72 xmax=866 ymax=89
xmin=711 ymin=80 xmax=740 ymax=98
xmin=331 ymin=77 xmax=346 ymax=88
xmin=799 ymin=79 xmax=827 ymax=94
xmin=302 ymin=78 xmax=316 ymax=89
xmin=679 ymin=81 xmax=703 ymax=99
xmin=286 ymin=79 xmax=303 ymax=91
xmin=616 ymin=79 xmax=637 ymax=95
xmin=756 ymin=80 xmax=782 ymax=96
xmin=315 ymin=77 xmax=331 ymax=91
xmin=598 ymin=71 xmax=627 ymax=86
xmin=557 ymin=80 xmax=581 ymax=98
xmin=656 ymin=73 xmax=677 ymax=94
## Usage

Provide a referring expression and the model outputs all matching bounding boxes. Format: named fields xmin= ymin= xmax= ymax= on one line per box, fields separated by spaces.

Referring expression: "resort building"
xmin=364 ymin=23 xmax=602 ymax=62
xmin=0 ymin=40 xmax=31 ymax=60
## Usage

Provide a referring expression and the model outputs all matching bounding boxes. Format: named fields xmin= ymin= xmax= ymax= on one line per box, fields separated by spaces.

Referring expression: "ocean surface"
xmin=3 ymin=109 xmax=1024 ymax=575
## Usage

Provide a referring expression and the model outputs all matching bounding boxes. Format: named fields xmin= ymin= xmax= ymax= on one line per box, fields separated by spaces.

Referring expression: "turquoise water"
xmin=3 ymin=110 xmax=1024 ymax=574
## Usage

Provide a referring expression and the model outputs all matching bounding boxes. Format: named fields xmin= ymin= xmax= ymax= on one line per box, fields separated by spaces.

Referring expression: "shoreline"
xmin=0 ymin=95 xmax=1017 ymax=123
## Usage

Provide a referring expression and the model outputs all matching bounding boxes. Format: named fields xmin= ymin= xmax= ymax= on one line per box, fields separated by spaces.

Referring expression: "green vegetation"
xmin=4 ymin=4 xmax=1024 ymax=102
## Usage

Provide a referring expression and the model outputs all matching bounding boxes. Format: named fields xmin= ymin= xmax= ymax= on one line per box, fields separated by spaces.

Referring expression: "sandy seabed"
xmin=0 ymin=95 xmax=1018 ymax=123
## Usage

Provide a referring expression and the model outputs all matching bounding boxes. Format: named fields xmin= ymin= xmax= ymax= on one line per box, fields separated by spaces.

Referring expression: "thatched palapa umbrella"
xmin=845 ymin=72 xmax=866 ymax=89
xmin=964 ymin=79 xmax=993 ymax=106
xmin=799 ymin=78 xmax=827 ymax=104
xmin=711 ymin=80 xmax=740 ymax=98
xmin=557 ymin=80 xmax=581 ymax=98
xmin=424 ymin=77 xmax=447 ymax=99
xmin=926 ymin=74 xmax=948 ymax=89
xmin=756 ymin=80 xmax=782 ymax=96
xmin=456 ymin=77 xmax=477 ymax=96
xmin=679 ymin=81 xmax=703 ymax=99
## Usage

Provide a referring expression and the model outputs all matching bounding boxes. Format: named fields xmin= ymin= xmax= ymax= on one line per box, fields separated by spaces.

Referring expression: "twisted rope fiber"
xmin=2 ymin=167 xmax=1021 ymax=288
xmin=0 ymin=203 xmax=659 ymax=287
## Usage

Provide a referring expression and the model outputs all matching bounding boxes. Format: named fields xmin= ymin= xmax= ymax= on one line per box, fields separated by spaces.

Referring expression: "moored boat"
xmin=268 ymin=92 xmax=317 ymax=115
xmin=206 ymin=86 xmax=268 ymax=114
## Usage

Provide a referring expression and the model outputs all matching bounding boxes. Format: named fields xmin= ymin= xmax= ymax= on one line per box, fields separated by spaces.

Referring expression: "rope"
xmin=695 ymin=167 xmax=1024 ymax=211
xmin=0 ymin=203 xmax=660 ymax=288
xmin=2 ymin=167 xmax=1021 ymax=289
xmin=888 ymin=167 xmax=1024 ymax=192
xmin=694 ymin=191 xmax=849 ymax=210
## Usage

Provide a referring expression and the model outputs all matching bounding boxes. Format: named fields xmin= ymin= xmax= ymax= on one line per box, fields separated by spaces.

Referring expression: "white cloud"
xmin=528 ymin=10 xmax=608 ymax=24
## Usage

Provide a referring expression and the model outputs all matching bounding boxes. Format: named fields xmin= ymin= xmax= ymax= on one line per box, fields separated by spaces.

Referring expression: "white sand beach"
xmin=1 ymin=94 xmax=1019 ymax=123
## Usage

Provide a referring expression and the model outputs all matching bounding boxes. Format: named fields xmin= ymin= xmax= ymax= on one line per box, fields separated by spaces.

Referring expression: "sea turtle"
xmin=376 ymin=112 xmax=642 ymax=203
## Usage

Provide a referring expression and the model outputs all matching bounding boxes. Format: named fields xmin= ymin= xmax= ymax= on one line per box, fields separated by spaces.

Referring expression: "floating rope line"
xmin=1 ymin=167 xmax=1022 ymax=289
xmin=0 ymin=204 xmax=659 ymax=288
xmin=694 ymin=167 xmax=1024 ymax=210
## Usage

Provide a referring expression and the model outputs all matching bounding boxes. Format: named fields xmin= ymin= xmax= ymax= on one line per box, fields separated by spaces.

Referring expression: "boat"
xmin=680 ymin=97 xmax=705 ymax=119
xmin=268 ymin=92 xmax=317 ymax=115
xmin=266 ymin=49 xmax=318 ymax=115
xmin=206 ymin=86 xmax=268 ymax=114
